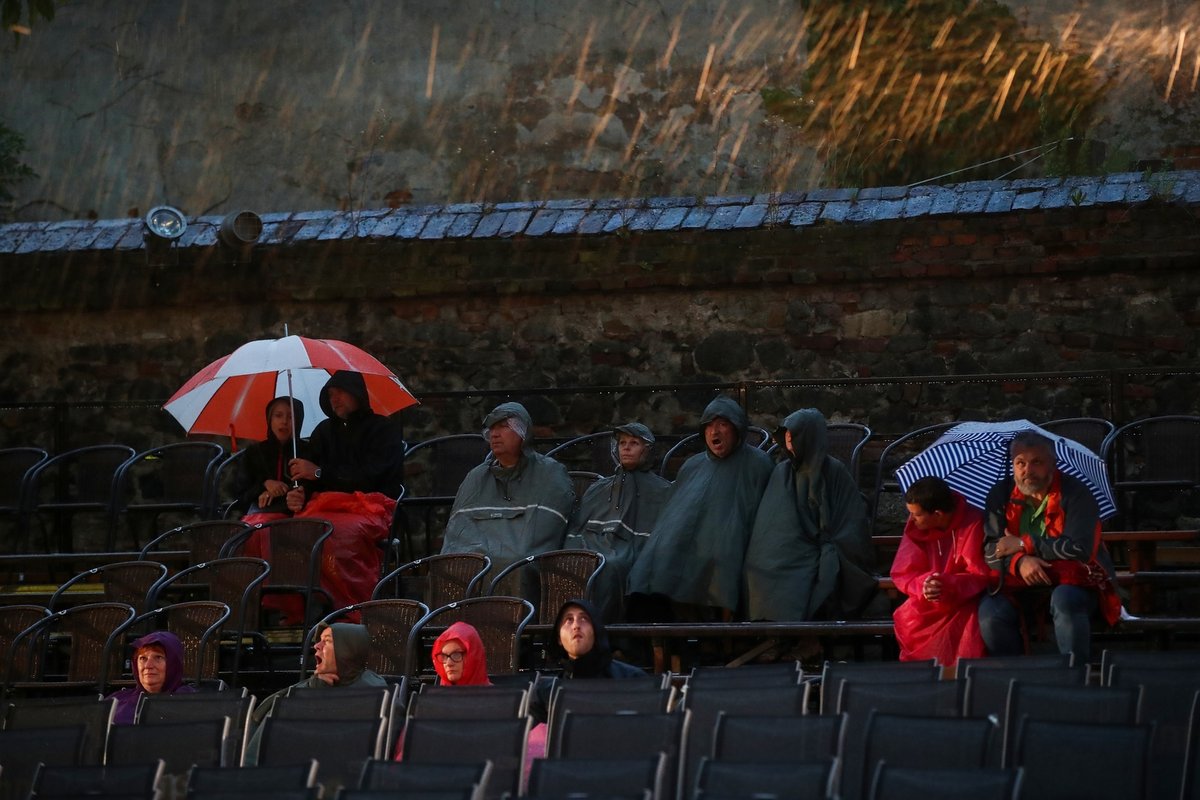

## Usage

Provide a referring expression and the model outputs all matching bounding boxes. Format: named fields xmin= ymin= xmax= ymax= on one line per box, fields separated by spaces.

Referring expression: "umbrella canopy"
xmin=894 ymin=419 xmax=1117 ymax=519
xmin=163 ymin=335 xmax=418 ymax=440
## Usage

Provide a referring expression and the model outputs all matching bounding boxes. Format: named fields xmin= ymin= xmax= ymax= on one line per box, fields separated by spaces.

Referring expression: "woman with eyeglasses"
xmin=431 ymin=621 xmax=490 ymax=686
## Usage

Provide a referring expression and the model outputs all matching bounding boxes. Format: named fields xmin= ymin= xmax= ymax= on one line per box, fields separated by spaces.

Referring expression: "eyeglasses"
xmin=435 ymin=651 xmax=465 ymax=663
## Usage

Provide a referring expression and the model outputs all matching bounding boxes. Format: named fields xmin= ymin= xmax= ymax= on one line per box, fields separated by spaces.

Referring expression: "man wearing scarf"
xmin=979 ymin=431 xmax=1120 ymax=664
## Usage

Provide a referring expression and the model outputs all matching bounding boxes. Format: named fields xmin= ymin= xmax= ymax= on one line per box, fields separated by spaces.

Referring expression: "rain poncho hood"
xmin=566 ymin=425 xmax=670 ymax=621
xmin=432 ymin=621 xmax=491 ymax=685
xmin=627 ymin=396 xmax=773 ymax=612
xmin=308 ymin=371 xmax=404 ymax=497
xmin=441 ymin=404 xmax=575 ymax=574
xmin=743 ymin=409 xmax=877 ymax=620
xmin=107 ymin=630 xmax=195 ymax=724
xmin=318 ymin=622 xmax=379 ymax=686
xmin=482 ymin=402 xmax=535 ymax=449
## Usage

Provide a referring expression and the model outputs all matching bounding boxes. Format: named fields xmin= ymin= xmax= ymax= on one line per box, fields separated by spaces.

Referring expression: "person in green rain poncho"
xmin=564 ymin=423 xmax=671 ymax=622
xmin=743 ymin=408 xmax=879 ymax=621
xmin=627 ymin=396 xmax=772 ymax=619
xmin=440 ymin=402 xmax=575 ymax=576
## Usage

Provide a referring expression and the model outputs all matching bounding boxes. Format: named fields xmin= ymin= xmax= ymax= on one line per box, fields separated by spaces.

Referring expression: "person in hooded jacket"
xmin=107 ymin=630 xmax=196 ymax=725
xmin=246 ymin=622 xmax=386 ymax=764
xmin=743 ymin=408 xmax=878 ymax=622
xmin=430 ymin=621 xmax=491 ymax=686
xmin=440 ymin=402 xmax=575 ymax=579
xmin=627 ymin=396 xmax=773 ymax=620
xmin=890 ymin=476 xmax=991 ymax=668
xmin=279 ymin=371 xmax=404 ymax=614
xmin=564 ymin=423 xmax=670 ymax=623
xmin=235 ymin=396 xmax=314 ymax=516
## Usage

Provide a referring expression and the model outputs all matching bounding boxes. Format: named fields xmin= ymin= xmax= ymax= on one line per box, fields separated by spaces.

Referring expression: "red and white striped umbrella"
xmin=164 ymin=335 xmax=418 ymax=441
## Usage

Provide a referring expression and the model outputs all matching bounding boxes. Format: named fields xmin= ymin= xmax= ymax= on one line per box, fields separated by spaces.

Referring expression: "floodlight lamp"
xmin=218 ymin=210 xmax=263 ymax=263
xmin=143 ymin=205 xmax=188 ymax=267
xmin=145 ymin=206 xmax=187 ymax=241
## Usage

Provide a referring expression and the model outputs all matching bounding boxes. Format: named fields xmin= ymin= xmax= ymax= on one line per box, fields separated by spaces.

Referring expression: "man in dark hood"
xmin=530 ymin=598 xmax=645 ymax=724
xmin=286 ymin=370 xmax=404 ymax=507
xmin=246 ymin=622 xmax=386 ymax=763
xmin=627 ymin=396 xmax=773 ymax=619
xmin=565 ymin=422 xmax=670 ymax=622
xmin=107 ymin=630 xmax=196 ymax=725
xmin=440 ymin=402 xmax=575 ymax=577
xmin=743 ymin=408 xmax=878 ymax=621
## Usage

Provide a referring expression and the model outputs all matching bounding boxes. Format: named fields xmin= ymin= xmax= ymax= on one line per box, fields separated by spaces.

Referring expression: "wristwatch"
xmin=314 ymin=467 xmax=322 ymax=479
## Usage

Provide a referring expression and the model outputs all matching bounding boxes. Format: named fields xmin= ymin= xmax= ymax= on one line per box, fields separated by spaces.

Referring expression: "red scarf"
xmin=1004 ymin=473 xmax=1120 ymax=625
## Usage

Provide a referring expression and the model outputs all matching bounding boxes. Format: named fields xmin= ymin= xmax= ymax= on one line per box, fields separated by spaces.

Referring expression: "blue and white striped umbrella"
xmin=894 ymin=419 xmax=1117 ymax=519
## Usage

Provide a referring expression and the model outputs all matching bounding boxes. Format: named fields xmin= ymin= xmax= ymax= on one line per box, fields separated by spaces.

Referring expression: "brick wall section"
xmin=1 ymin=172 xmax=1199 ymax=444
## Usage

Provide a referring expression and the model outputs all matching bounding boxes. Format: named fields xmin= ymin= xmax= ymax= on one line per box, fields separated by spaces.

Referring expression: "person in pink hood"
xmin=891 ymin=476 xmax=992 ymax=669
xmin=107 ymin=630 xmax=196 ymax=724
xmin=431 ymin=621 xmax=491 ymax=686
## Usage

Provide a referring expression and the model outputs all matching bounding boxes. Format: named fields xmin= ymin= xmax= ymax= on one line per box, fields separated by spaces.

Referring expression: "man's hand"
xmin=922 ymin=573 xmax=943 ymax=602
xmin=286 ymin=486 xmax=307 ymax=513
xmin=288 ymin=458 xmax=319 ymax=481
xmin=1018 ymin=555 xmax=1053 ymax=586
xmin=994 ymin=534 xmax=1025 ymax=558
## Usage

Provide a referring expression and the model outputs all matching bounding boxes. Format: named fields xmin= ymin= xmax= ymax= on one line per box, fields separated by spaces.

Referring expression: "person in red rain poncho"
xmin=890 ymin=476 xmax=992 ymax=668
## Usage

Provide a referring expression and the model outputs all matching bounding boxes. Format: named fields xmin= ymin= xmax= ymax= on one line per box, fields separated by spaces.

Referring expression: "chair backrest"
xmin=31 ymin=761 xmax=164 ymax=798
xmin=0 ymin=446 xmax=48 ymax=511
xmin=486 ymin=549 xmax=605 ymax=623
xmin=137 ymin=691 xmax=255 ymax=767
xmin=545 ymin=432 xmax=618 ymax=476
xmin=868 ymin=765 xmax=1021 ymax=800
xmin=139 ymin=519 xmax=251 ymax=567
xmin=1039 ymin=416 xmax=1114 ymax=455
xmin=5 ymin=696 xmax=115 ymax=766
xmin=1002 ymin=682 xmax=1140 ymax=767
xmin=826 ymin=422 xmax=873 ymax=483
xmin=547 ymin=685 xmax=674 ymax=758
xmin=187 ymin=760 xmax=318 ymax=794
xmin=205 ymin=448 xmax=247 ymax=518
xmin=236 ymin=518 xmax=334 ymax=626
xmin=258 ymin=716 xmax=386 ymax=795
xmin=15 ymin=602 xmax=137 ymax=690
xmin=530 ymin=755 xmax=665 ymax=800
xmin=1012 ymin=719 xmax=1151 ymax=800
xmin=274 ymin=685 xmax=392 ymax=721
xmin=1099 ymin=647 xmax=1200 ymax=685
xmin=1110 ymin=670 xmax=1200 ymax=800
xmin=684 ymin=661 xmax=803 ymax=690
xmin=678 ymin=684 xmax=807 ymax=800
xmin=107 ymin=716 xmax=230 ymax=771
xmin=48 ymin=559 xmax=168 ymax=613
xmin=358 ymin=759 xmax=494 ymax=794
xmin=0 ymin=604 xmax=50 ymax=687
xmin=712 ymin=712 xmax=844 ymax=762
xmin=409 ymin=597 xmax=535 ymax=676
xmin=110 ymin=441 xmax=225 ymax=520
xmin=0 ymin=725 xmax=88 ymax=800
xmin=409 ymin=684 xmax=529 ymax=720
xmin=961 ymin=663 xmax=1087 ymax=719
xmin=403 ymin=434 xmax=490 ymax=498
xmin=401 ymin=717 xmax=530 ymax=800
xmin=27 ymin=444 xmax=136 ymax=507
xmin=131 ymin=600 xmax=231 ymax=684
xmin=373 ymin=553 xmax=492 ymax=607
xmin=820 ymin=660 xmax=941 ymax=715
xmin=1103 ymin=415 xmax=1200 ymax=485
xmin=147 ymin=556 xmax=271 ymax=632
xmin=695 ymin=757 xmax=835 ymax=800
xmin=861 ymin=713 xmax=994 ymax=800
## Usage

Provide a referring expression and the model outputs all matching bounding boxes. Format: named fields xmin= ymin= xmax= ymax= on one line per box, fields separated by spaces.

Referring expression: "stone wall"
xmin=1 ymin=171 xmax=1198 ymax=455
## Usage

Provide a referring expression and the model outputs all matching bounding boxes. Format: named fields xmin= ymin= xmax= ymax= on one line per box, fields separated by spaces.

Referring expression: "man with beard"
xmin=979 ymin=431 xmax=1120 ymax=664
